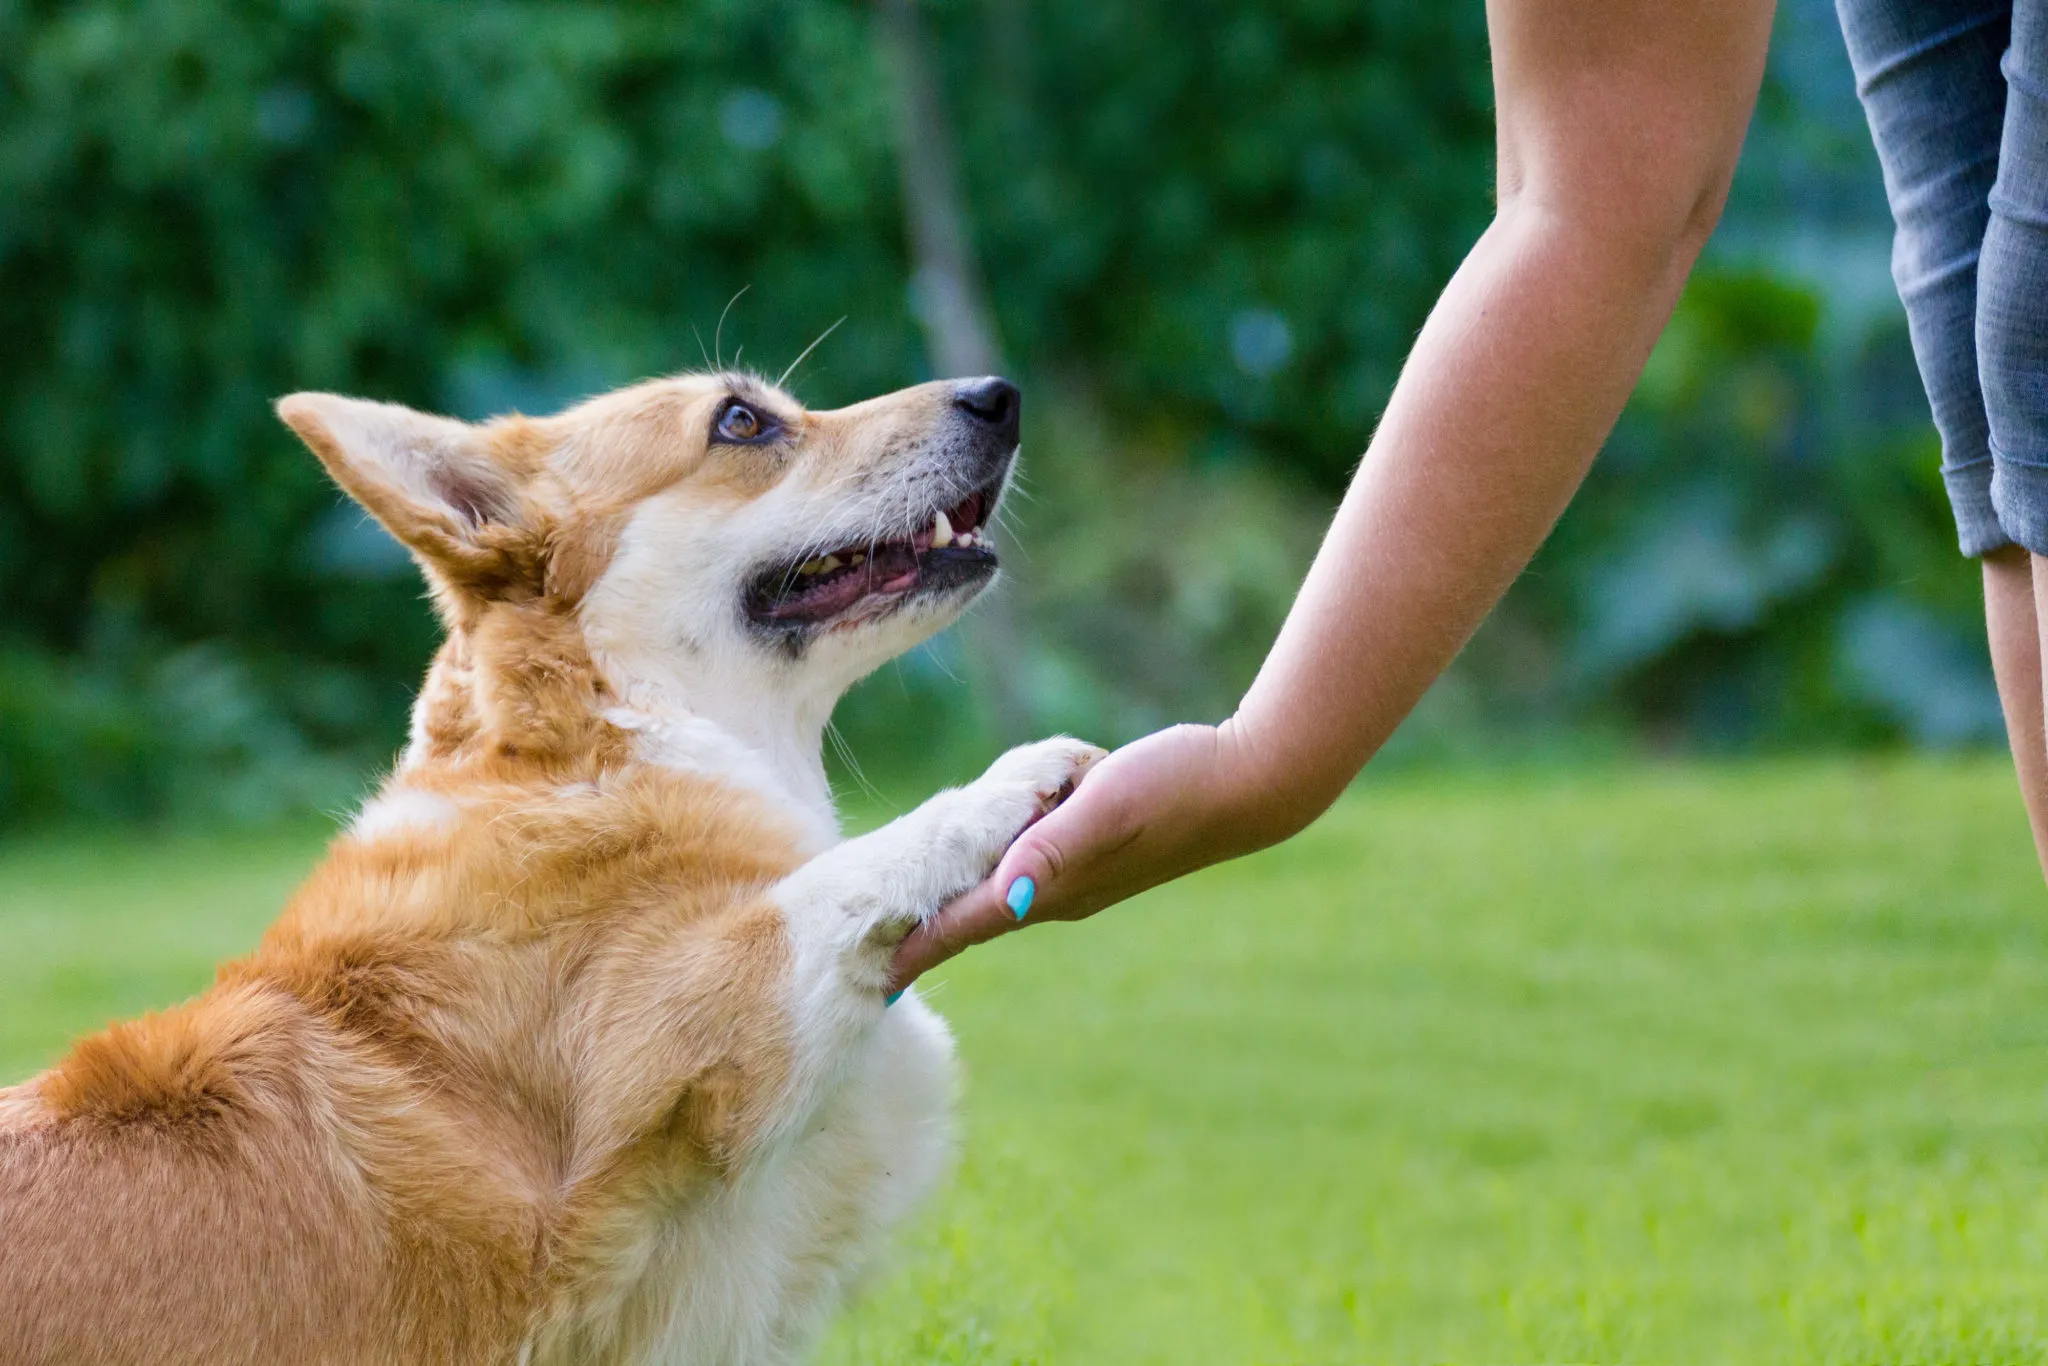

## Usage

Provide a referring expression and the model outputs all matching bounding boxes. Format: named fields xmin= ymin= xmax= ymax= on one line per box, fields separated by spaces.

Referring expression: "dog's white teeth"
xmin=850 ymin=552 xmax=866 ymax=565
xmin=956 ymin=528 xmax=979 ymax=548
xmin=931 ymin=509 xmax=954 ymax=549
xmin=820 ymin=555 xmax=843 ymax=572
xmin=798 ymin=558 xmax=825 ymax=575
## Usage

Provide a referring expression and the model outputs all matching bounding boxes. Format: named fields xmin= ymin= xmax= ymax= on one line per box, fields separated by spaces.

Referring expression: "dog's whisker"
xmin=824 ymin=721 xmax=884 ymax=805
xmin=778 ymin=316 xmax=847 ymax=391
xmin=713 ymin=285 xmax=750 ymax=370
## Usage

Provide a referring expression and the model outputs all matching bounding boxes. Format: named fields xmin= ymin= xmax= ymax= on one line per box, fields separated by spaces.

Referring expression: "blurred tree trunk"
xmin=875 ymin=0 xmax=1033 ymax=744
xmin=876 ymin=0 xmax=1001 ymax=376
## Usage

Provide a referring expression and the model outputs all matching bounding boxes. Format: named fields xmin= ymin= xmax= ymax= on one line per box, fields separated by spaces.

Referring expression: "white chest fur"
xmin=537 ymin=1000 xmax=956 ymax=1366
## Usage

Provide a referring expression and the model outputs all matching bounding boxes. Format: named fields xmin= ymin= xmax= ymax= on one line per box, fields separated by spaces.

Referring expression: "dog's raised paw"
xmin=972 ymin=736 xmax=1106 ymax=833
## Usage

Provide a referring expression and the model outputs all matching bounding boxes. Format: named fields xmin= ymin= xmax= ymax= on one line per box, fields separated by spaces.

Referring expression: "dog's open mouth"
xmin=746 ymin=485 xmax=1000 ymax=629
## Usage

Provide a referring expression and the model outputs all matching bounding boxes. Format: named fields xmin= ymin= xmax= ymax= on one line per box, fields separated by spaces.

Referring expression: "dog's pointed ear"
xmin=279 ymin=393 xmax=537 ymax=595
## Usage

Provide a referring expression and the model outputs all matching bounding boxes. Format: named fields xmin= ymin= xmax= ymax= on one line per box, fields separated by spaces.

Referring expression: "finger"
xmin=981 ymin=769 xmax=1139 ymax=917
xmin=887 ymin=773 xmax=1128 ymax=994
xmin=886 ymin=873 xmax=1023 ymax=993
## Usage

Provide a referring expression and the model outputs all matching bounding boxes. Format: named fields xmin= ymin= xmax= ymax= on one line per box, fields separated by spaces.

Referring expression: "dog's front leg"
xmin=709 ymin=736 xmax=1101 ymax=1352
xmin=755 ymin=735 xmax=1100 ymax=1179
xmin=772 ymin=735 xmax=1104 ymax=1007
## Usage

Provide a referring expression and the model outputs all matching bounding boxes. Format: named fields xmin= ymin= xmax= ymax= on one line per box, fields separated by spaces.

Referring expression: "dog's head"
xmin=279 ymin=372 xmax=1018 ymax=745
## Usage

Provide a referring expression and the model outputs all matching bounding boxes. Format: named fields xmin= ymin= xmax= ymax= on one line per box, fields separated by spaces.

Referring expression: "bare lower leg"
xmin=1985 ymin=547 xmax=2048 ymax=876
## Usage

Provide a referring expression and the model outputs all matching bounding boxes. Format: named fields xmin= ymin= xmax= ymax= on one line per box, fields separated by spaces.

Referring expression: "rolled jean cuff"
xmin=1990 ymin=449 xmax=2048 ymax=557
xmin=1945 ymin=457 xmax=2011 ymax=557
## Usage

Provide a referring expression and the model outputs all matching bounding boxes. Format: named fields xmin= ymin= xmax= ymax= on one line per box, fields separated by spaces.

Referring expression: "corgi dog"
xmin=0 ymin=371 xmax=1100 ymax=1365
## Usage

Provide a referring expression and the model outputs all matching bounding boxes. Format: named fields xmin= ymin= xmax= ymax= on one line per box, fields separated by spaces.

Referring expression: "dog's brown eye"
xmin=716 ymin=403 xmax=763 ymax=442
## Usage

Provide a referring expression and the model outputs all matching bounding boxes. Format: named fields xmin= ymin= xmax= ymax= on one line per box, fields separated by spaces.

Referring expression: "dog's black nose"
xmin=952 ymin=376 xmax=1020 ymax=443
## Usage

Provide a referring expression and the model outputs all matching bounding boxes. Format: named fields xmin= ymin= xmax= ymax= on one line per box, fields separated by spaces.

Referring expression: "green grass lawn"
xmin=4 ymin=756 xmax=2045 ymax=1363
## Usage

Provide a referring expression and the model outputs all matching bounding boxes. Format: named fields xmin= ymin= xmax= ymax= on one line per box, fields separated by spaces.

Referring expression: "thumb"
xmin=884 ymin=799 xmax=1082 ymax=994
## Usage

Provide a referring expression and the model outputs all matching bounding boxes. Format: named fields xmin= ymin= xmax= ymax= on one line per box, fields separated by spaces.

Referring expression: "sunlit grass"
xmin=3 ymin=757 xmax=2043 ymax=1364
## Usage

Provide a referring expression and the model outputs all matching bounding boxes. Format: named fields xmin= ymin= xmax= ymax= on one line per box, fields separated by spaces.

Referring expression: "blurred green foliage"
xmin=0 ymin=0 xmax=1993 ymax=825
xmin=1515 ymin=269 xmax=1990 ymax=751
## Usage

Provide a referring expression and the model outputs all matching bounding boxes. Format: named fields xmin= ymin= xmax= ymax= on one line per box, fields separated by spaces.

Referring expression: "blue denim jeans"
xmin=1838 ymin=0 xmax=2048 ymax=556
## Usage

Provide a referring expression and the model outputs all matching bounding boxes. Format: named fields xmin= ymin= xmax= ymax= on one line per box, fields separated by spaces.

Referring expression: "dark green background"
xmin=0 ymin=0 xmax=1991 ymax=825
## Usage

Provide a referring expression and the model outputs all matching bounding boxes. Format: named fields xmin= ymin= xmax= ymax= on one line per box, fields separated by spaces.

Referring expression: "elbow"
xmin=1500 ymin=154 xmax=1738 ymax=298
xmin=1665 ymin=169 xmax=1735 ymax=272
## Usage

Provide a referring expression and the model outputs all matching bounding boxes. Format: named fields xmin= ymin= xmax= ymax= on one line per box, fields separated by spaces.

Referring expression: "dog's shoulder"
xmin=283 ymin=760 xmax=808 ymax=945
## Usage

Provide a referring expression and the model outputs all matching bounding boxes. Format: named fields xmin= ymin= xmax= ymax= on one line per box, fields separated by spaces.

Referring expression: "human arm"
xmin=888 ymin=0 xmax=1778 ymax=990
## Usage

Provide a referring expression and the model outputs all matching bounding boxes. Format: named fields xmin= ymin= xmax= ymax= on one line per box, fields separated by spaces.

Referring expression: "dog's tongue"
xmin=764 ymin=543 xmax=920 ymax=621
xmin=871 ymin=541 xmax=920 ymax=592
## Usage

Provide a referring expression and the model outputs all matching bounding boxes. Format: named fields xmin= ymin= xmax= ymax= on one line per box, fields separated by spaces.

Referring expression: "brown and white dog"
xmin=0 ymin=371 xmax=1100 ymax=1365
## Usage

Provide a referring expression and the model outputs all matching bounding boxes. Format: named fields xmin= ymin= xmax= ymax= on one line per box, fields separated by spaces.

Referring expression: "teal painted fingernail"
xmin=884 ymin=989 xmax=903 ymax=1007
xmin=1006 ymin=875 xmax=1036 ymax=920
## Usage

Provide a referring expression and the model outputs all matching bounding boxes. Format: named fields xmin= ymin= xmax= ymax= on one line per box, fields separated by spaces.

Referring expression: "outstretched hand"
xmin=886 ymin=721 xmax=1294 ymax=993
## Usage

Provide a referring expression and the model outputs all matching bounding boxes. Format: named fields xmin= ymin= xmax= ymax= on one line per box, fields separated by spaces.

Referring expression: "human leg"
xmin=1969 ymin=0 xmax=2048 ymax=870
xmin=1983 ymin=548 xmax=2048 ymax=870
xmin=1837 ymin=0 xmax=2048 ymax=870
xmin=1980 ymin=0 xmax=2048 ymax=547
xmin=1838 ymin=0 xmax=2012 ymax=553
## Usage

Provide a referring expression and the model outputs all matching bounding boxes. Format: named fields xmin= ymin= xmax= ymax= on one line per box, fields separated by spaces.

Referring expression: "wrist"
xmin=1211 ymin=714 xmax=1324 ymax=853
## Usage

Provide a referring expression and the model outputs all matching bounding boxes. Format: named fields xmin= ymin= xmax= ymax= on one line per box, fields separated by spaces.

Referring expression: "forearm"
xmin=1225 ymin=204 xmax=1707 ymax=836
xmin=1209 ymin=0 xmax=1776 ymax=842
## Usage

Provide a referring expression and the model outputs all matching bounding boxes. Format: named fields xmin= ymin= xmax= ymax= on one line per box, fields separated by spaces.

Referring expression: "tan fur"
xmin=0 ymin=372 xmax=992 ymax=1365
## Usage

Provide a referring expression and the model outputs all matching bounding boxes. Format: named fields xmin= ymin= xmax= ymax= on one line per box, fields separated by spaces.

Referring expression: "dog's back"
xmin=1 ymin=985 xmax=396 ymax=1363
xmin=0 ymin=761 xmax=811 ymax=1365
